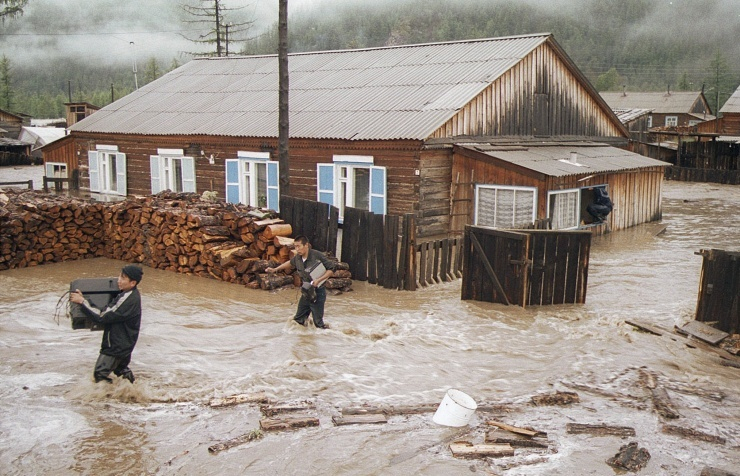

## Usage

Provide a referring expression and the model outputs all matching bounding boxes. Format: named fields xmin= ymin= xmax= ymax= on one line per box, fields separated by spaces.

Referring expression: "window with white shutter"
xmin=548 ymin=189 xmax=580 ymax=230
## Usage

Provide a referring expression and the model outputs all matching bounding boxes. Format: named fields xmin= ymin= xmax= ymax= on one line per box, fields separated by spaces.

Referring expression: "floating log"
xmin=324 ymin=277 xmax=353 ymax=289
xmin=208 ymin=429 xmax=263 ymax=454
xmin=639 ymin=369 xmax=680 ymax=419
xmin=260 ymin=403 xmax=315 ymax=417
xmin=566 ymin=423 xmax=636 ymax=437
xmin=486 ymin=420 xmax=541 ymax=437
xmin=209 ymin=393 xmax=269 ymax=408
xmin=606 ymin=442 xmax=651 ymax=472
xmin=531 ymin=391 xmax=580 ymax=406
xmin=449 ymin=442 xmax=515 ymax=459
xmin=259 ymin=416 xmax=320 ymax=432
xmin=485 ymin=435 xmax=549 ymax=448
xmin=700 ymin=467 xmax=738 ymax=476
xmin=332 ymin=413 xmax=388 ymax=426
xmin=625 ymin=319 xmax=664 ymax=336
xmin=661 ymin=424 xmax=726 ymax=445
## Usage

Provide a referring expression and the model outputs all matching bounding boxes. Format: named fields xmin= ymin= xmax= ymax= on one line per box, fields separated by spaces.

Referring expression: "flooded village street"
xmin=1 ymin=171 xmax=739 ymax=475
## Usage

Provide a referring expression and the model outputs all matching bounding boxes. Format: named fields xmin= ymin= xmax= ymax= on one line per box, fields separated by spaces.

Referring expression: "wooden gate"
xmin=461 ymin=226 xmax=591 ymax=307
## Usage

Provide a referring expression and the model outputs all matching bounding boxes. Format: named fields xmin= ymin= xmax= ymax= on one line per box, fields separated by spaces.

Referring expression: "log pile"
xmin=0 ymin=190 xmax=106 ymax=269
xmin=0 ymin=190 xmax=352 ymax=292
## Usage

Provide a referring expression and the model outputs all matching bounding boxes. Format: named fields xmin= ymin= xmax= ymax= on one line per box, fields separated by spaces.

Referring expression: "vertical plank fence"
xmin=695 ymin=249 xmax=740 ymax=334
xmin=279 ymin=196 xmax=338 ymax=255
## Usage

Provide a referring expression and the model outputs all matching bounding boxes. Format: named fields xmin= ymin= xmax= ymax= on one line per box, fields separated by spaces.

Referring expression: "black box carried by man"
xmin=69 ymin=277 xmax=119 ymax=330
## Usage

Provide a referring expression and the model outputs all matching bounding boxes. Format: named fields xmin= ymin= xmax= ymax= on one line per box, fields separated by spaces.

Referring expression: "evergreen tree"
xmin=143 ymin=57 xmax=161 ymax=85
xmin=1 ymin=0 xmax=27 ymax=21
xmin=0 ymin=55 xmax=13 ymax=110
xmin=594 ymin=67 xmax=623 ymax=92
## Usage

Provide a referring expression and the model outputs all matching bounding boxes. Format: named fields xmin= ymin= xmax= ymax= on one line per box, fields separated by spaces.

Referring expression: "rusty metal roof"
xmin=600 ymin=91 xmax=705 ymax=114
xmin=70 ymin=34 xmax=552 ymax=140
xmin=459 ymin=143 xmax=668 ymax=177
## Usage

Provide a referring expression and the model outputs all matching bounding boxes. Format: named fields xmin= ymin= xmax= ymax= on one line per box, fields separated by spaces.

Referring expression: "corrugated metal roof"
xmin=612 ymin=108 xmax=652 ymax=124
xmin=719 ymin=85 xmax=740 ymax=114
xmin=601 ymin=91 xmax=703 ymax=114
xmin=461 ymin=143 xmax=667 ymax=177
xmin=69 ymin=34 xmax=551 ymax=140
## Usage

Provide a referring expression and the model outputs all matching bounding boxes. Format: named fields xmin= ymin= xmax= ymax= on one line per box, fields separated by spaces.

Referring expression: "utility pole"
xmin=130 ymin=41 xmax=139 ymax=90
xmin=278 ymin=0 xmax=290 ymax=195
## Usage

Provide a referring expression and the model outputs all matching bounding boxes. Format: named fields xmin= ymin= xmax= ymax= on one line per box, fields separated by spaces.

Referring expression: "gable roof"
xmin=612 ymin=108 xmax=652 ymax=124
xmin=457 ymin=142 xmax=667 ymax=178
xmin=69 ymin=34 xmax=577 ymax=141
xmin=600 ymin=91 xmax=705 ymax=114
xmin=720 ymin=84 xmax=740 ymax=114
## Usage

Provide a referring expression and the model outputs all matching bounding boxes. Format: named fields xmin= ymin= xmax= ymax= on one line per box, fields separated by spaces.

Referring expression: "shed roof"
xmin=19 ymin=126 xmax=66 ymax=150
xmin=70 ymin=34 xmax=579 ymax=141
xmin=600 ymin=91 xmax=704 ymax=114
xmin=457 ymin=143 xmax=668 ymax=178
xmin=612 ymin=108 xmax=652 ymax=124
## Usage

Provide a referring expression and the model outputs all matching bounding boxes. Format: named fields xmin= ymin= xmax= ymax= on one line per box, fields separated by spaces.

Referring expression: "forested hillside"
xmin=5 ymin=0 xmax=740 ymax=119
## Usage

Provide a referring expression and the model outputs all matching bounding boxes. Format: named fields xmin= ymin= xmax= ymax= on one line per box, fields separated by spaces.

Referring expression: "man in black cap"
xmin=70 ymin=265 xmax=143 ymax=383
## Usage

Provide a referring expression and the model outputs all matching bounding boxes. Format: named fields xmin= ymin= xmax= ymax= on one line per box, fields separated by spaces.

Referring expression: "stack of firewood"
xmin=0 ymin=190 xmax=106 ymax=269
xmin=0 ymin=189 xmax=352 ymax=292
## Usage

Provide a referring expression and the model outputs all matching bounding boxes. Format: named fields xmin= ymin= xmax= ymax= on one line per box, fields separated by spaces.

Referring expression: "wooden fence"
xmin=43 ymin=171 xmax=80 ymax=192
xmin=279 ymin=196 xmax=338 ymax=256
xmin=665 ymin=166 xmax=740 ymax=185
xmin=0 ymin=180 xmax=33 ymax=189
xmin=461 ymin=226 xmax=591 ymax=307
xmin=695 ymin=249 xmax=739 ymax=334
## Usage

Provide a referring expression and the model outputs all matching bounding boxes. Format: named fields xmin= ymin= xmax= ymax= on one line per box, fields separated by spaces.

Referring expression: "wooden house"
xmin=65 ymin=102 xmax=99 ymax=128
xmin=47 ymin=33 xmax=666 ymax=237
xmin=0 ymin=108 xmax=27 ymax=139
xmin=601 ymin=90 xmax=714 ymax=129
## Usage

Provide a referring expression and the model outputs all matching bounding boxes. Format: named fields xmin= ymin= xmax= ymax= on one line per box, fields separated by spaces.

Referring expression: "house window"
xmin=665 ymin=116 xmax=678 ymax=127
xmin=317 ymin=155 xmax=386 ymax=220
xmin=89 ymin=145 xmax=127 ymax=195
xmin=547 ymin=189 xmax=580 ymax=230
xmin=475 ymin=185 xmax=536 ymax=229
xmin=225 ymin=152 xmax=279 ymax=210
xmin=45 ymin=162 xmax=68 ymax=179
xmin=647 ymin=116 xmax=653 ymax=128
xmin=150 ymin=149 xmax=195 ymax=194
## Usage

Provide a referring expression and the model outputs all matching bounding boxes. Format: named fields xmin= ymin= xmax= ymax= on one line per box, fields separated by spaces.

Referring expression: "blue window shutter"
xmin=88 ymin=151 xmax=100 ymax=192
xmin=266 ymin=160 xmax=280 ymax=211
xmin=317 ymin=164 xmax=335 ymax=205
xmin=182 ymin=157 xmax=196 ymax=193
xmin=369 ymin=166 xmax=386 ymax=215
xmin=116 ymin=153 xmax=127 ymax=196
xmin=150 ymin=156 xmax=161 ymax=194
xmin=225 ymin=159 xmax=240 ymax=204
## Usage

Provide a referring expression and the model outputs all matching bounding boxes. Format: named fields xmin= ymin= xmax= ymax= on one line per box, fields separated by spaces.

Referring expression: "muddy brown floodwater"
xmin=1 ymin=171 xmax=739 ymax=475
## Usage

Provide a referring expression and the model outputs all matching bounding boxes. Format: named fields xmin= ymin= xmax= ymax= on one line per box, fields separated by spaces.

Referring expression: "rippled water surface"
xmin=1 ymin=177 xmax=738 ymax=475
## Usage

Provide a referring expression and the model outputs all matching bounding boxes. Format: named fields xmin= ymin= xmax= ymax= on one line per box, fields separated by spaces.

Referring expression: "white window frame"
xmin=665 ymin=116 xmax=678 ymax=127
xmin=474 ymin=184 xmax=537 ymax=229
xmin=45 ymin=162 xmax=68 ymax=179
xmin=547 ymin=188 xmax=581 ymax=230
xmin=89 ymin=145 xmax=127 ymax=196
xmin=647 ymin=116 xmax=653 ymax=128
xmin=225 ymin=151 xmax=279 ymax=210
xmin=150 ymin=148 xmax=195 ymax=194
xmin=317 ymin=155 xmax=386 ymax=221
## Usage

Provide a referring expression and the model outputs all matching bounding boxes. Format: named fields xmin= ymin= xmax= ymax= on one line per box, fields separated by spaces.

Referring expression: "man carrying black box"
xmin=70 ymin=265 xmax=143 ymax=383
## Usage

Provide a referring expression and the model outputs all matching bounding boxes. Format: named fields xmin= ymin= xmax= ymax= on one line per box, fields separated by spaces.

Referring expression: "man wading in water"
xmin=70 ymin=265 xmax=143 ymax=383
xmin=266 ymin=236 xmax=335 ymax=329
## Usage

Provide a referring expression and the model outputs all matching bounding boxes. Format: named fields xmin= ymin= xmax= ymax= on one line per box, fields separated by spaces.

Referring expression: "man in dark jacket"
xmin=587 ymin=187 xmax=613 ymax=224
xmin=266 ymin=236 xmax=335 ymax=329
xmin=70 ymin=265 xmax=143 ymax=383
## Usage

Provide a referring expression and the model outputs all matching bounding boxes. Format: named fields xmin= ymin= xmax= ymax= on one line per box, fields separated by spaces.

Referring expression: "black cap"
xmin=122 ymin=264 xmax=143 ymax=284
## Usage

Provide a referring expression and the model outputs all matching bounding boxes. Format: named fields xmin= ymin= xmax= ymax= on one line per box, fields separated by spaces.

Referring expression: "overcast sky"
xmin=1 ymin=0 xmax=739 ymax=69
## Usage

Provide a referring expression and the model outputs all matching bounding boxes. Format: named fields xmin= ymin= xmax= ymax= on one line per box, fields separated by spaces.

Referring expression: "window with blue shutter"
xmin=317 ymin=164 xmax=335 ymax=206
xmin=369 ymin=166 xmax=386 ymax=215
xmin=225 ymin=159 xmax=240 ymax=204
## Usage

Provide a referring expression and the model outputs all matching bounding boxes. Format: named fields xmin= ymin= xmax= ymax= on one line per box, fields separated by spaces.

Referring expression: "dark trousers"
xmin=587 ymin=203 xmax=611 ymax=221
xmin=293 ymin=286 xmax=327 ymax=327
xmin=94 ymin=353 xmax=135 ymax=383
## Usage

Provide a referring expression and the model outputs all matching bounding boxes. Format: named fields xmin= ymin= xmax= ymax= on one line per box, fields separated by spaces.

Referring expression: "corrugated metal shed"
xmin=719 ymin=85 xmax=740 ymax=114
xmin=69 ymin=34 xmax=552 ymax=141
xmin=460 ymin=143 xmax=667 ymax=177
xmin=601 ymin=91 xmax=704 ymax=114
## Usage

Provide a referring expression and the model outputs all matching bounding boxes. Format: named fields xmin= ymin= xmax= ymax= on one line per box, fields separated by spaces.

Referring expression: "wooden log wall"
xmin=0 ymin=189 xmax=352 ymax=292
xmin=695 ymin=249 xmax=740 ymax=334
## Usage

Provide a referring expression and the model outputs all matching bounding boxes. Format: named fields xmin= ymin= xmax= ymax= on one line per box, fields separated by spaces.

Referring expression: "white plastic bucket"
xmin=432 ymin=389 xmax=477 ymax=427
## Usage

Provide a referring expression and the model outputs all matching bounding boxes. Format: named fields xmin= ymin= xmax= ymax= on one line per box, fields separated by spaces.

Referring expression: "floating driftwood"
xmin=260 ymin=403 xmax=315 ymax=417
xmin=639 ymin=369 xmax=680 ymax=419
xmin=259 ymin=416 xmax=320 ymax=432
xmin=606 ymin=442 xmax=651 ymax=472
xmin=531 ymin=391 xmax=579 ymax=406
xmin=677 ymin=321 xmax=729 ymax=345
xmin=566 ymin=423 xmax=636 ymax=437
xmin=449 ymin=442 xmax=515 ymax=459
xmin=625 ymin=320 xmax=664 ymax=336
xmin=486 ymin=420 xmax=543 ymax=437
xmin=701 ymin=467 xmax=738 ymax=476
xmin=332 ymin=413 xmax=388 ymax=426
xmin=485 ymin=434 xmax=549 ymax=448
xmin=209 ymin=393 xmax=269 ymax=408
xmin=661 ymin=424 xmax=726 ymax=445
xmin=341 ymin=403 xmax=438 ymax=416
xmin=208 ymin=429 xmax=264 ymax=454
